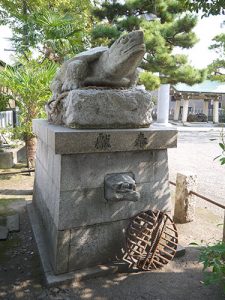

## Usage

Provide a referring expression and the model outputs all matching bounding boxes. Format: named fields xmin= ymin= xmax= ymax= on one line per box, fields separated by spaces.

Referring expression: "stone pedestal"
xmin=32 ymin=119 xmax=177 ymax=275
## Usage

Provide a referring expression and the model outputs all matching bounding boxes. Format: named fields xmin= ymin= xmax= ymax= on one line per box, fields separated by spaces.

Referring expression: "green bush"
xmin=199 ymin=242 xmax=225 ymax=291
xmin=138 ymin=71 xmax=160 ymax=91
xmin=214 ymin=130 xmax=225 ymax=165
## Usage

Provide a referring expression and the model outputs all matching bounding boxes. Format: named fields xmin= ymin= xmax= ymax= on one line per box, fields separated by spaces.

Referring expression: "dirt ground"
xmin=0 ymin=169 xmax=225 ymax=300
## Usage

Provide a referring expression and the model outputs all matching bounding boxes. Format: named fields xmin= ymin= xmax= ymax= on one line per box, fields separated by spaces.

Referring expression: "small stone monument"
xmin=31 ymin=30 xmax=177 ymax=281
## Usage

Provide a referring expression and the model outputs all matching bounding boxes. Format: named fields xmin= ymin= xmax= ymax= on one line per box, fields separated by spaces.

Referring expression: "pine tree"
xmin=92 ymin=0 xmax=205 ymax=90
xmin=207 ymin=33 xmax=225 ymax=81
xmin=185 ymin=0 xmax=225 ymax=16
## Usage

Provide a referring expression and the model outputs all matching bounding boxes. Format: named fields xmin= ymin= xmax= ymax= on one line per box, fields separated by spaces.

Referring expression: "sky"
xmin=0 ymin=25 xmax=13 ymax=64
xmin=0 ymin=14 xmax=225 ymax=67
xmin=174 ymin=14 xmax=225 ymax=68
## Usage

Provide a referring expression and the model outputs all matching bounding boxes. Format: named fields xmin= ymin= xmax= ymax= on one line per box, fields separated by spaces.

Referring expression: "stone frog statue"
xmin=50 ymin=30 xmax=146 ymax=101
xmin=46 ymin=30 xmax=152 ymax=129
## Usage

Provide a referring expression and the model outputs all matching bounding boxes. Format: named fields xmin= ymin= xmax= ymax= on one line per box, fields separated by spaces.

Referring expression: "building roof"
xmin=173 ymin=80 xmax=225 ymax=95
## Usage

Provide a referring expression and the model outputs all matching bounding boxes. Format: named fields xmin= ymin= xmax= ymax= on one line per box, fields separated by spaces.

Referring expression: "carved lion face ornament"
xmin=104 ymin=173 xmax=140 ymax=202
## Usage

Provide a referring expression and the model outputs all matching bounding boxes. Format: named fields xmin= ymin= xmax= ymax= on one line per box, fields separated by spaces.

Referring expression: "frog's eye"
xmin=129 ymin=183 xmax=135 ymax=190
xmin=120 ymin=36 xmax=129 ymax=44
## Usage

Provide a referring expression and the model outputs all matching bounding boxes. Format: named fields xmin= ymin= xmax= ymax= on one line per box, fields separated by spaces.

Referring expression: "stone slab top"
xmin=33 ymin=119 xmax=177 ymax=154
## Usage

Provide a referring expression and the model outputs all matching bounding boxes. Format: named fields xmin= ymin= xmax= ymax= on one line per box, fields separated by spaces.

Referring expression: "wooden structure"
xmin=171 ymin=80 xmax=225 ymax=123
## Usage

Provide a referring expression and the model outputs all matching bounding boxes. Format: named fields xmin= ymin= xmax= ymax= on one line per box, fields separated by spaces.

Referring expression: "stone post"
xmin=157 ymin=84 xmax=170 ymax=124
xmin=213 ymin=99 xmax=219 ymax=123
xmin=182 ymin=98 xmax=189 ymax=123
xmin=203 ymin=100 xmax=209 ymax=118
xmin=174 ymin=173 xmax=197 ymax=223
xmin=174 ymin=99 xmax=181 ymax=121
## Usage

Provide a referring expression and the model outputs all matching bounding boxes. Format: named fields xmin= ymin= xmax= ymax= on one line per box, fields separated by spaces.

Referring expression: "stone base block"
xmin=27 ymin=202 xmax=118 ymax=285
xmin=0 ymin=225 xmax=8 ymax=240
xmin=69 ymin=220 xmax=128 ymax=271
xmin=32 ymin=120 xmax=177 ymax=275
xmin=0 ymin=151 xmax=14 ymax=168
xmin=0 ymin=144 xmax=26 ymax=169
xmin=48 ymin=88 xmax=153 ymax=129
xmin=33 ymin=191 xmax=129 ymax=274
xmin=6 ymin=214 xmax=20 ymax=232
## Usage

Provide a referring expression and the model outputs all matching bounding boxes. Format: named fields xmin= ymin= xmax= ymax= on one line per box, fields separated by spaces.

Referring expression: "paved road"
xmin=168 ymin=130 xmax=225 ymax=208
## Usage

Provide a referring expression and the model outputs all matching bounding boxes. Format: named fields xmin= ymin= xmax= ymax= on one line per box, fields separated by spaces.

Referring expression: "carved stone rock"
xmin=48 ymin=88 xmax=153 ymax=129
xmin=104 ymin=173 xmax=140 ymax=202
xmin=46 ymin=30 xmax=153 ymax=129
xmin=50 ymin=30 xmax=145 ymax=101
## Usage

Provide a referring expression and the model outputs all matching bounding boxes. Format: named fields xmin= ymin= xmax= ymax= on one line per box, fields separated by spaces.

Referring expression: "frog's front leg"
xmin=62 ymin=60 xmax=88 ymax=91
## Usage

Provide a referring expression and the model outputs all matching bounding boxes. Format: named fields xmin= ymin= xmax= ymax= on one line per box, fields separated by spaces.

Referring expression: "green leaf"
xmin=220 ymin=158 xmax=225 ymax=165
xmin=219 ymin=143 xmax=225 ymax=151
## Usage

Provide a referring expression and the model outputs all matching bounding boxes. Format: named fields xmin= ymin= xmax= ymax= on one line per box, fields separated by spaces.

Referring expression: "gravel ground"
xmin=168 ymin=130 xmax=225 ymax=216
xmin=0 ymin=199 xmax=224 ymax=300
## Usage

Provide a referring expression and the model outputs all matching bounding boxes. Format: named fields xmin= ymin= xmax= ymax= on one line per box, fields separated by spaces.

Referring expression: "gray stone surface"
xmin=27 ymin=202 xmax=118 ymax=285
xmin=32 ymin=119 xmax=176 ymax=275
xmin=32 ymin=193 xmax=69 ymax=274
xmin=0 ymin=151 xmax=14 ymax=168
xmin=53 ymin=229 xmax=70 ymax=274
xmin=36 ymin=140 xmax=61 ymax=188
xmin=0 ymin=216 xmax=6 ymax=226
xmin=69 ymin=220 xmax=128 ymax=271
xmin=104 ymin=173 xmax=140 ymax=202
xmin=46 ymin=264 xmax=118 ymax=286
xmin=58 ymin=181 xmax=171 ymax=230
xmin=33 ymin=120 xmax=177 ymax=154
xmin=49 ymin=31 xmax=145 ymax=98
xmin=33 ymin=183 xmax=59 ymax=248
xmin=0 ymin=225 xmax=8 ymax=240
xmin=174 ymin=173 xmax=197 ymax=223
xmin=6 ymin=214 xmax=20 ymax=232
xmin=60 ymin=88 xmax=153 ymax=129
xmin=60 ymin=151 xmax=155 ymax=191
xmin=0 ymin=144 xmax=27 ymax=168
xmin=47 ymin=31 xmax=146 ymax=128
xmin=16 ymin=145 xmax=27 ymax=163
xmin=34 ymin=155 xmax=61 ymax=226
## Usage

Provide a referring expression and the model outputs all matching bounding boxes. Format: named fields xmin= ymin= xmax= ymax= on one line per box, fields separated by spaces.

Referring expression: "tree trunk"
xmin=22 ymin=0 xmax=29 ymax=51
xmin=25 ymin=136 xmax=37 ymax=169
